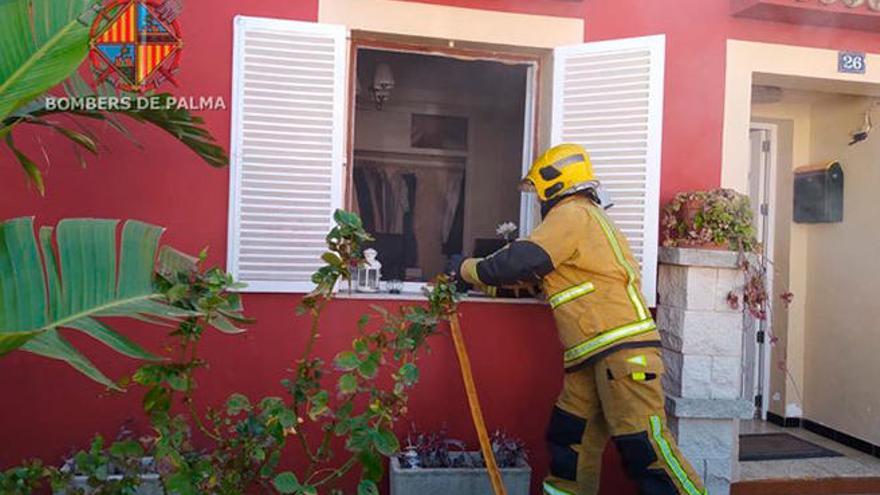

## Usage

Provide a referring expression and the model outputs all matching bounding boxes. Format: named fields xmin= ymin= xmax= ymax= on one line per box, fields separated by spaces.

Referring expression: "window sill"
xmin=334 ymin=290 xmax=547 ymax=305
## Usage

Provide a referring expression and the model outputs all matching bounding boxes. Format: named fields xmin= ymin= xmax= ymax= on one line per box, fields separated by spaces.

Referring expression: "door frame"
xmin=748 ymin=121 xmax=778 ymax=420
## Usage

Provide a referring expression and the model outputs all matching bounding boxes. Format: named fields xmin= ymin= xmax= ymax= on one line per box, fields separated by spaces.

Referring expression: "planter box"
xmin=54 ymin=457 xmax=162 ymax=495
xmin=55 ymin=474 xmax=161 ymax=495
xmin=390 ymin=454 xmax=531 ymax=495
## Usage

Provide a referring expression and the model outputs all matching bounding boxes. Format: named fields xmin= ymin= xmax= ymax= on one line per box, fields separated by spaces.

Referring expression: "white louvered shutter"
xmin=227 ymin=17 xmax=347 ymax=292
xmin=552 ymin=35 xmax=665 ymax=306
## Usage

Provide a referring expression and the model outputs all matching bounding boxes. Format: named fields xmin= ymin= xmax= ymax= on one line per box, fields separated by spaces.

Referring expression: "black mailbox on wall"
xmin=794 ymin=161 xmax=844 ymax=224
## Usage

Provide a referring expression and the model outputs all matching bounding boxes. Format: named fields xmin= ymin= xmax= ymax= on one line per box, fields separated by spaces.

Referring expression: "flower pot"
xmin=390 ymin=453 xmax=531 ymax=495
xmin=680 ymin=198 xmax=704 ymax=226
xmin=54 ymin=457 xmax=162 ymax=495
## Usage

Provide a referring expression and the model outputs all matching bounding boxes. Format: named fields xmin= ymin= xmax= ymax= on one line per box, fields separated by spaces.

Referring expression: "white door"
xmin=746 ymin=124 xmax=776 ymax=419
xmin=552 ymin=35 xmax=665 ymax=306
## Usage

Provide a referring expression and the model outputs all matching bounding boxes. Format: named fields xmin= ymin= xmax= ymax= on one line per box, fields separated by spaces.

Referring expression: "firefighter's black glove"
xmin=445 ymin=254 xmax=472 ymax=294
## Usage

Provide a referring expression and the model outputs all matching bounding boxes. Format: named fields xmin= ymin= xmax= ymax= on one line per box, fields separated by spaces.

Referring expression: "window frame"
xmin=344 ymin=36 xmax=544 ymax=293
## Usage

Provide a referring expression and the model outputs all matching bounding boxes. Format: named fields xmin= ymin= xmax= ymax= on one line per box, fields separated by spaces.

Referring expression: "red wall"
xmin=5 ymin=0 xmax=880 ymax=493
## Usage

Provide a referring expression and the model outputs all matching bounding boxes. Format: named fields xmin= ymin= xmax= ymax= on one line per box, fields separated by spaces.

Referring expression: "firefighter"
xmin=452 ymin=143 xmax=706 ymax=495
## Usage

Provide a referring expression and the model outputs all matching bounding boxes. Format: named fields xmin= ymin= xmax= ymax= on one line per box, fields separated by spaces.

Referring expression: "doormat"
xmin=739 ymin=433 xmax=843 ymax=461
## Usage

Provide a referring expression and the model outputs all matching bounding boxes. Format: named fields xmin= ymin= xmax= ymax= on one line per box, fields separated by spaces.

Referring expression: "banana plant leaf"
xmin=0 ymin=217 xmax=195 ymax=388
xmin=2 ymin=93 xmax=229 ymax=194
xmin=0 ymin=0 xmax=97 ymax=122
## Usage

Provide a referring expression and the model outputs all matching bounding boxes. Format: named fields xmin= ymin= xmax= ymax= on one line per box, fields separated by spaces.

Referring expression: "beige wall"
xmin=802 ymin=95 xmax=880 ymax=444
xmin=319 ymin=0 xmax=583 ymax=49
xmin=724 ymin=40 xmax=880 ymax=193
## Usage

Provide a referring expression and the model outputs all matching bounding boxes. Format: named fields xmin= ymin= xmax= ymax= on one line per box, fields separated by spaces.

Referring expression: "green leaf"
xmin=109 ymin=440 xmax=143 ymax=458
xmin=273 ymin=472 xmax=300 ymax=494
xmin=358 ymin=451 xmax=383 ymax=482
xmin=226 ymin=393 xmax=251 ymax=415
xmin=156 ymin=246 xmax=199 ymax=278
xmin=372 ymin=428 xmax=400 ymax=456
xmin=207 ymin=313 xmax=246 ymax=334
xmin=4 ymin=133 xmax=44 ymax=194
xmin=30 ymin=118 xmax=98 ymax=155
xmin=166 ymin=372 xmax=188 ymax=392
xmin=142 ymin=386 xmax=170 ymax=416
xmin=277 ymin=407 xmax=297 ymax=428
xmin=346 ymin=426 xmax=373 ymax=452
xmin=356 ymin=315 xmax=370 ymax=330
xmin=333 ymin=209 xmax=363 ymax=229
xmin=338 ymin=373 xmax=357 ymax=394
xmin=300 ymin=486 xmax=318 ymax=495
xmin=357 ymin=354 xmax=379 ymax=379
xmin=22 ymin=330 xmax=115 ymax=389
xmin=398 ymin=363 xmax=419 ymax=386
xmin=321 ymin=251 xmax=344 ymax=269
xmin=0 ymin=218 xmax=199 ymax=386
xmin=102 ymin=94 xmax=228 ymax=168
xmin=358 ymin=479 xmax=380 ymax=495
xmin=165 ymin=472 xmax=197 ymax=495
xmin=0 ymin=329 xmax=43 ymax=356
xmin=260 ymin=451 xmax=282 ymax=478
xmin=334 ymin=351 xmax=360 ymax=371
xmin=259 ymin=396 xmax=285 ymax=412
xmin=308 ymin=390 xmax=329 ymax=420
xmin=0 ymin=0 xmax=96 ymax=122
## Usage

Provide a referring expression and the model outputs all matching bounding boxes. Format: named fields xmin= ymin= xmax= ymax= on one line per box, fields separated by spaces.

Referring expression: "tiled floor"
xmin=738 ymin=420 xmax=880 ymax=481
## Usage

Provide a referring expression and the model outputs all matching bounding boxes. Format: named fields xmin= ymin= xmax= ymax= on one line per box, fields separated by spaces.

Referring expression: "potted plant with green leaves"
xmin=390 ymin=426 xmax=531 ymax=495
xmin=660 ymin=188 xmax=758 ymax=252
xmin=54 ymin=429 xmax=162 ymax=495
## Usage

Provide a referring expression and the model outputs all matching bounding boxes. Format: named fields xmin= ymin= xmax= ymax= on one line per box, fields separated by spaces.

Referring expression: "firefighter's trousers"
xmin=543 ymin=346 xmax=706 ymax=495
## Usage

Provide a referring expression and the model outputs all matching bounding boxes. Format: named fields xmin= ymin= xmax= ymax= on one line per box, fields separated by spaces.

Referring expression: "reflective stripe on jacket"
xmin=461 ymin=195 xmax=659 ymax=369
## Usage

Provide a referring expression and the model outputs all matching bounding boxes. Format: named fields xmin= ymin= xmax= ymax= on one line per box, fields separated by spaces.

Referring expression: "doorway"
xmin=349 ymin=46 xmax=537 ymax=286
xmin=745 ymin=123 xmax=777 ymax=420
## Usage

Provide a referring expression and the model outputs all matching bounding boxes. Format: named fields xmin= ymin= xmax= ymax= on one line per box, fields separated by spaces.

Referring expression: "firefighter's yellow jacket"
xmin=460 ymin=194 xmax=660 ymax=370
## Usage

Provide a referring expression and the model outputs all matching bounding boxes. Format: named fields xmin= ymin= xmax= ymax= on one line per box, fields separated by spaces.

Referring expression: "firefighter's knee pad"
xmin=613 ymin=431 xmax=681 ymax=494
xmin=613 ymin=430 xmax=656 ymax=478
xmin=546 ymin=406 xmax=586 ymax=481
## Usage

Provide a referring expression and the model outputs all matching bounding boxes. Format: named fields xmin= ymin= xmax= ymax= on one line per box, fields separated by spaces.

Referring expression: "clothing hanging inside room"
xmin=353 ymin=152 xmax=465 ymax=280
xmin=352 ymin=162 xmax=411 ymax=235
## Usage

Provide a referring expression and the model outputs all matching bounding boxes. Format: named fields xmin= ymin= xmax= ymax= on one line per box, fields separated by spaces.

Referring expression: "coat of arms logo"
xmin=89 ymin=0 xmax=184 ymax=92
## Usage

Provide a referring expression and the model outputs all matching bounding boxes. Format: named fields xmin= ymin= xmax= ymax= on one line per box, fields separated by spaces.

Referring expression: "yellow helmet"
xmin=521 ymin=143 xmax=596 ymax=202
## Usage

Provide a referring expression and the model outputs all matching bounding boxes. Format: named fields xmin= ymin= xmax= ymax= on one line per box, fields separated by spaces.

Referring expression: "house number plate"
xmin=839 ymin=51 xmax=866 ymax=74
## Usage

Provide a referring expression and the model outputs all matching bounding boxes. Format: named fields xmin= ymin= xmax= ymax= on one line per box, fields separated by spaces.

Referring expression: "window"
xmin=352 ymin=48 xmax=531 ymax=283
xmin=227 ymin=16 xmax=664 ymax=304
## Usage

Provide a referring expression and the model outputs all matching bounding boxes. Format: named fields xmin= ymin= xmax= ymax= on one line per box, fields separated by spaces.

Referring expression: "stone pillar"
xmin=657 ymin=247 xmax=754 ymax=495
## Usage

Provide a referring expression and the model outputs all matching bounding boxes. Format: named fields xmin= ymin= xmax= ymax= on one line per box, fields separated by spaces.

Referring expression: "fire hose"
xmin=448 ymin=312 xmax=507 ymax=495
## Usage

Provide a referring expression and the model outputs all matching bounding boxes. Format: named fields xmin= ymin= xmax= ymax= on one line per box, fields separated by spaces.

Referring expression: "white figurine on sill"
xmin=357 ymin=248 xmax=382 ymax=293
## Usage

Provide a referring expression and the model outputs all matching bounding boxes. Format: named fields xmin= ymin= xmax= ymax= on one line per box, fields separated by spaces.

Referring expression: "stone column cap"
xmin=659 ymin=247 xmax=759 ymax=269
xmin=666 ymin=395 xmax=755 ymax=419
